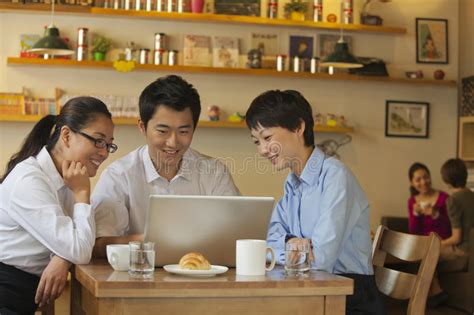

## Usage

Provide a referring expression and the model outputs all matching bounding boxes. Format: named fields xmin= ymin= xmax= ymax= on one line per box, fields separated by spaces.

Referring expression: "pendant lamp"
xmin=28 ymin=0 xmax=74 ymax=56
xmin=320 ymin=1 xmax=362 ymax=69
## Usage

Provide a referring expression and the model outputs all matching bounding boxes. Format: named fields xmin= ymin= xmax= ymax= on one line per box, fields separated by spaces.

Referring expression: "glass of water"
xmin=284 ymin=239 xmax=311 ymax=275
xmin=129 ymin=241 xmax=155 ymax=279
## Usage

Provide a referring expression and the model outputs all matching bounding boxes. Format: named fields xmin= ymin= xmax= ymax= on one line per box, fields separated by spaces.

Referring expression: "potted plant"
xmin=284 ymin=0 xmax=308 ymax=21
xmin=92 ymin=35 xmax=112 ymax=61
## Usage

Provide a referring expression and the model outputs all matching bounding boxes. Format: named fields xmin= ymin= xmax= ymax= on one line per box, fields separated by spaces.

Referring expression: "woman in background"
xmin=0 ymin=97 xmax=117 ymax=314
xmin=407 ymin=162 xmax=451 ymax=239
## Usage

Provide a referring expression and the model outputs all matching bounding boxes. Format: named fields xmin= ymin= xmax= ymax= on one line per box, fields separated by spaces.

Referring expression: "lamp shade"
xmin=29 ymin=26 xmax=74 ymax=56
xmin=320 ymin=41 xmax=363 ymax=69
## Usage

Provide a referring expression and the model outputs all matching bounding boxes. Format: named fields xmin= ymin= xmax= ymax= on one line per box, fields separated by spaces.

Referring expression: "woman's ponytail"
xmin=1 ymin=115 xmax=56 ymax=182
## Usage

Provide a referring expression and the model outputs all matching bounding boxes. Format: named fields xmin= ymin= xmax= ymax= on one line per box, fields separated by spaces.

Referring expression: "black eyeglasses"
xmin=74 ymin=130 xmax=118 ymax=153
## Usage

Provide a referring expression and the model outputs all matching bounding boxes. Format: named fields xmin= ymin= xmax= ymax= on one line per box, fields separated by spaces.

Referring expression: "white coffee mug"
xmin=236 ymin=239 xmax=276 ymax=276
xmin=106 ymin=244 xmax=130 ymax=271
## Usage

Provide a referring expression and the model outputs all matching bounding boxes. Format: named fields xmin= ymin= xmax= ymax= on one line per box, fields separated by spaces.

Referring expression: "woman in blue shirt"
xmin=245 ymin=90 xmax=385 ymax=315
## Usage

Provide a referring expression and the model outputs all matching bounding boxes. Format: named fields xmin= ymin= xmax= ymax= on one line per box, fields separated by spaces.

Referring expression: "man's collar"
xmin=142 ymin=146 xmax=192 ymax=183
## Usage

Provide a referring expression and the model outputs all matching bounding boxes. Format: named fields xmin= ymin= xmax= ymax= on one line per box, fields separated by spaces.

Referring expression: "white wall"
xmin=0 ymin=0 xmax=461 ymax=228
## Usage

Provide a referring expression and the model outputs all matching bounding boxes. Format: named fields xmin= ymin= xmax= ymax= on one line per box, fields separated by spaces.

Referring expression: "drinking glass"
xmin=129 ymin=241 xmax=155 ymax=279
xmin=284 ymin=239 xmax=311 ymax=274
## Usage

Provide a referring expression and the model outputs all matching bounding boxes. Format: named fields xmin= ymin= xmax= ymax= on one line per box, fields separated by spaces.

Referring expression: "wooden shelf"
xmin=0 ymin=3 xmax=406 ymax=34
xmin=0 ymin=2 xmax=90 ymax=14
xmin=90 ymin=8 xmax=406 ymax=34
xmin=0 ymin=114 xmax=354 ymax=133
xmin=7 ymin=57 xmax=457 ymax=87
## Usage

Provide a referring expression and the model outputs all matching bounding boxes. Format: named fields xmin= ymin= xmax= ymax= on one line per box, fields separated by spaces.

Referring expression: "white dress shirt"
xmin=92 ymin=145 xmax=240 ymax=237
xmin=0 ymin=147 xmax=95 ymax=276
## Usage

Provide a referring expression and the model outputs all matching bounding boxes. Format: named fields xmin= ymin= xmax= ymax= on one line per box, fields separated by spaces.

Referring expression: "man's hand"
xmin=35 ymin=256 xmax=71 ymax=307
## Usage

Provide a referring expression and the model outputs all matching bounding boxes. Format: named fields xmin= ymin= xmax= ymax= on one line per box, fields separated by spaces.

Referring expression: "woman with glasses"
xmin=0 ymin=96 xmax=117 ymax=315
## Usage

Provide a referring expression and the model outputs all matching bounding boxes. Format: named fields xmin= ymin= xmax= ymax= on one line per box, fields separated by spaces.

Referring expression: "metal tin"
xmin=310 ymin=56 xmax=320 ymax=73
xmin=139 ymin=48 xmax=150 ymax=64
xmin=177 ymin=0 xmax=183 ymax=12
xmin=166 ymin=0 xmax=174 ymax=12
xmin=134 ymin=0 xmax=141 ymax=10
xmin=156 ymin=0 xmax=164 ymax=11
xmin=125 ymin=47 xmax=134 ymax=61
xmin=313 ymin=0 xmax=322 ymax=22
xmin=276 ymin=54 xmax=286 ymax=72
xmin=76 ymin=45 xmax=88 ymax=61
xmin=146 ymin=0 xmax=152 ymax=10
xmin=154 ymin=33 xmax=166 ymax=50
xmin=154 ymin=49 xmax=165 ymax=65
xmin=342 ymin=0 xmax=353 ymax=24
xmin=267 ymin=0 xmax=277 ymax=19
xmin=77 ymin=27 xmax=88 ymax=46
xmin=124 ymin=0 xmax=131 ymax=10
xmin=168 ymin=50 xmax=178 ymax=66
xmin=292 ymin=56 xmax=305 ymax=73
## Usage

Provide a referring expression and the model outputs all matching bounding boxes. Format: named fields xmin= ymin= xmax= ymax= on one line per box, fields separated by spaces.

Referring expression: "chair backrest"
xmin=372 ymin=225 xmax=440 ymax=315
xmin=468 ymin=228 xmax=474 ymax=273
xmin=380 ymin=216 xmax=409 ymax=233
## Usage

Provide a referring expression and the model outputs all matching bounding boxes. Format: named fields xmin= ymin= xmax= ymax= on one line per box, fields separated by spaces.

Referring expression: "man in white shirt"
xmin=92 ymin=75 xmax=240 ymax=257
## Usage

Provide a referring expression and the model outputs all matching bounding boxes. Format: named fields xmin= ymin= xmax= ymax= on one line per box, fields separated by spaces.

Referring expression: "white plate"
xmin=163 ymin=264 xmax=228 ymax=277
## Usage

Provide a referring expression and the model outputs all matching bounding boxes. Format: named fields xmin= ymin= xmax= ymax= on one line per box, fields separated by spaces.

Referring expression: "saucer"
xmin=163 ymin=264 xmax=228 ymax=277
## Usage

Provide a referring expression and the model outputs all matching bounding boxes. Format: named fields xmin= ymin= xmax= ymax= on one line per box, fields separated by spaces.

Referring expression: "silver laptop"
xmin=144 ymin=195 xmax=275 ymax=267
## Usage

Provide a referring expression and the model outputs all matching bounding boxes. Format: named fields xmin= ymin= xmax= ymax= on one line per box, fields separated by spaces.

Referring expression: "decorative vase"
xmin=93 ymin=52 xmax=106 ymax=61
xmin=191 ymin=0 xmax=204 ymax=13
xmin=290 ymin=11 xmax=305 ymax=21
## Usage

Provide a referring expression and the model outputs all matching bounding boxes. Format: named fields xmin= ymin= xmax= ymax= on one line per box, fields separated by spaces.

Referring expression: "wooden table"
xmin=71 ymin=260 xmax=353 ymax=315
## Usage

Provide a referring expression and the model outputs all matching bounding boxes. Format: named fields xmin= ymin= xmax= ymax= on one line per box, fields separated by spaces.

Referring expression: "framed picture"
xmin=385 ymin=100 xmax=430 ymax=138
xmin=318 ymin=34 xmax=352 ymax=60
xmin=416 ymin=18 xmax=448 ymax=64
xmin=289 ymin=35 xmax=314 ymax=59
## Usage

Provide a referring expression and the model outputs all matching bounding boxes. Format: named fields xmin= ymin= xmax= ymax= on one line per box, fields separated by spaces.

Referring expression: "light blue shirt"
xmin=267 ymin=148 xmax=373 ymax=275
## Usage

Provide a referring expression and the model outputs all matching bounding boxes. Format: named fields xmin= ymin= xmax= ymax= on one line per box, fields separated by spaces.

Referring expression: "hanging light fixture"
xmin=320 ymin=1 xmax=362 ymax=69
xmin=28 ymin=0 xmax=74 ymax=56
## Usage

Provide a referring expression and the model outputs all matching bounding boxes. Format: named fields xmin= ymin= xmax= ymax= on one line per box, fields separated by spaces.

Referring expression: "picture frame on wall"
xmin=318 ymin=34 xmax=352 ymax=60
xmin=289 ymin=35 xmax=314 ymax=59
xmin=416 ymin=18 xmax=448 ymax=64
xmin=385 ymin=100 xmax=430 ymax=138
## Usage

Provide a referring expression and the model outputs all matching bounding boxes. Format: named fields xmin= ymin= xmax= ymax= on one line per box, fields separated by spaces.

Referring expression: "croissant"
xmin=179 ymin=252 xmax=211 ymax=270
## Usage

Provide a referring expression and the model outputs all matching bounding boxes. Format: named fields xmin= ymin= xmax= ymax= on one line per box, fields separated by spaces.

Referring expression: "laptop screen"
xmin=144 ymin=195 xmax=275 ymax=267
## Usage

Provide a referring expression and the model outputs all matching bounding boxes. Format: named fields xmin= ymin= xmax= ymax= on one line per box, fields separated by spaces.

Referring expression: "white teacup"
xmin=236 ymin=239 xmax=276 ymax=276
xmin=106 ymin=244 xmax=130 ymax=271
xmin=419 ymin=201 xmax=430 ymax=209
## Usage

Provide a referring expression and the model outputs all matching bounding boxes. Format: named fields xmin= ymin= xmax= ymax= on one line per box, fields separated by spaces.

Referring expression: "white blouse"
xmin=92 ymin=145 xmax=240 ymax=237
xmin=0 ymin=147 xmax=95 ymax=276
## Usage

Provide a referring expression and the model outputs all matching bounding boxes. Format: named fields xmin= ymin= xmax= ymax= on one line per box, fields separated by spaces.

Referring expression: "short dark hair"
xmin=408 ymin=162 xmax=431 ymax=196
xmin=441 ymin=158 xmax=467 ymax=188
xmin=139 ymin=75 xmax=201 ymax=129
xmin=245 ymin=90 xmax=314 ymax=147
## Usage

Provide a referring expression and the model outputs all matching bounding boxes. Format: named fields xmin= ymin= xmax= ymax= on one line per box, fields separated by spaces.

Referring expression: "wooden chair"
xmin=439 ymin=228 xmax=474 ymax=313
xmin=36 ymin=302 xmax=55 ymax=315
xmin=372 ymin=225 xmax=441 ymax=315
xmin=380 ymin=216 xmax=409 ymax=233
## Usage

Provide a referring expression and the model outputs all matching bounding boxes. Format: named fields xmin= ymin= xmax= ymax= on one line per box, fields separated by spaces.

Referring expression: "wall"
xmin=459 ymin=0 xmax=474 ymax=78
xmin=0 ymin=0 xmax=461 ymax=228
